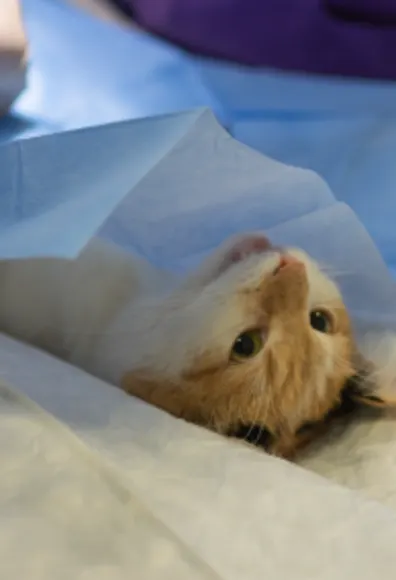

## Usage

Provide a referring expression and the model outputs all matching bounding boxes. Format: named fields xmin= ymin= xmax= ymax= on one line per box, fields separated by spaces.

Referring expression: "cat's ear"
xmin=185 ymin=232 xmax=271 ymax=287
xmin=344 ymin=373 xmax=396 ymax=408
xmin=349 ymin=333 xmax=396 ymax=408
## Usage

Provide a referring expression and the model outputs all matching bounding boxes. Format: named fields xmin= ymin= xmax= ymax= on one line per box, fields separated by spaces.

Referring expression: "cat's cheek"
xmin=120 ymin=370 xmax=207 ymax=425
xmin=120 ymin=372 xmax=182 ymax=415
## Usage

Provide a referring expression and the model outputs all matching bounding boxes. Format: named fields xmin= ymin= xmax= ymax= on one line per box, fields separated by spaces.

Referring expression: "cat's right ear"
xmin=185 ymin=232 xmax=272 ymax=287
xmin=343 ymin=373 xmax=396 ymax=409
xmin=351 ymin=332 xmax=396 ymax=408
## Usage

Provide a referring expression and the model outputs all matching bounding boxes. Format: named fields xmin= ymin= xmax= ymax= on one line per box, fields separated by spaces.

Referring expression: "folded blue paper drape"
xmin=0 ymin=110 xmax=207 ymax=257
xmin=0 ymin=108 xmax=395 ymax=328
xmin=200 ymin=59 xmax=396 ymax=274
xmin=0 ymin=0 xmax=395 ymax=329
xmin=5 ymin=0 xmax=396 ymax=276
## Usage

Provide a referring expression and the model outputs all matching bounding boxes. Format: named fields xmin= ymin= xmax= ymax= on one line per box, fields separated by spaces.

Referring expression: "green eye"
xmin=231 ymin=330 xmax=264 ymax=362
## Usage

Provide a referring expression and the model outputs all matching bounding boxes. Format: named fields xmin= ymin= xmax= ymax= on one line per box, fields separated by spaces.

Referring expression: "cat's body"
xmin=0 ymin=233 xmax=394 ymax=457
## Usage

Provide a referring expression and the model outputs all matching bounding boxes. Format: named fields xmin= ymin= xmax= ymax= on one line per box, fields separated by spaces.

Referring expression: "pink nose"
xmin=274 ymin=254 xmax=304 ymax=275
xmin=278 ymin=255 xmax=300 ymax=269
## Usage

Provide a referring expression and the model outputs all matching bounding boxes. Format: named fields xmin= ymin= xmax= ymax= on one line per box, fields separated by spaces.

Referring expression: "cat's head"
xmin=122 ymin=233 xmax=395 ymax=458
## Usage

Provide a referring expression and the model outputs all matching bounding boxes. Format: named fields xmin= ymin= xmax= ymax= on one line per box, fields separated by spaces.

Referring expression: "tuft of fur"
xmin=0 ymin=233 xmax=394 ymax=458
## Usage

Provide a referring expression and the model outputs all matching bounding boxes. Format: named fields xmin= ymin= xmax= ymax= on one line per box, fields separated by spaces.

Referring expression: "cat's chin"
xmin=212 ymin=232 xmax=273 ymax=279
xmin=225 ymin=233 xmax=272 ymax=264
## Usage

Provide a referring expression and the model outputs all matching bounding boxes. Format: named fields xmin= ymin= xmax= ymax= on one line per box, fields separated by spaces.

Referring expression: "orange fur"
xmin=122 ymin=248 xmax=356 ymax=458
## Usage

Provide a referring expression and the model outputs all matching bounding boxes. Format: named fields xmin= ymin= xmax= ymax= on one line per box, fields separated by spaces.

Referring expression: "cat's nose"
xmin=274 ymin=254 xmax=304 ymax=274
xmin=266 ymin=254 xmax=308 ymax=311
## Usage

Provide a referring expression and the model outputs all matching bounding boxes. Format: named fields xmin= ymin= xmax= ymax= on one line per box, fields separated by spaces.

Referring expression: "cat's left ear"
xmin=349 ymin=333 xmax=396 ymax=408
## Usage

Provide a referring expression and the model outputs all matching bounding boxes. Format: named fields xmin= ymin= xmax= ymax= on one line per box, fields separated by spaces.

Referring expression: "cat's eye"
xmin=230 ymin=330 xmax=264 ymax=362
xmin=309 ymin=310 xmax=332 ymax=333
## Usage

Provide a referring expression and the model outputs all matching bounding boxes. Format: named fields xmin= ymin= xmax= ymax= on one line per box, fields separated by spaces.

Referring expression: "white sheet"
xmin=0 ymin=380 xmax=216 ymax=579
xmin=2 ymin=334 xmax=396 ymax=578
xmin=300 ymin=407 xmax=396 ymax=508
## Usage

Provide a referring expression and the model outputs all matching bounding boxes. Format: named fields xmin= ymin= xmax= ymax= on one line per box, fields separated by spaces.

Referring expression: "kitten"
xmin=0 ymin=232 xmax=393 ymax=458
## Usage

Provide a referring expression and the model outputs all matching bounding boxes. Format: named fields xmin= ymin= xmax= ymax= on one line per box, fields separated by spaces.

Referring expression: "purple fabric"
xmin=113 ymin=0 xmax=396 ymax=80
xmin=327 ymin=0 xmax=396 ymax=21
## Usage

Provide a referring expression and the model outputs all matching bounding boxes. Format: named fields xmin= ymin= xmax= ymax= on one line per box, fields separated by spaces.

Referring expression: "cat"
xmin=0 ymin=232 xmax=394 ymax=458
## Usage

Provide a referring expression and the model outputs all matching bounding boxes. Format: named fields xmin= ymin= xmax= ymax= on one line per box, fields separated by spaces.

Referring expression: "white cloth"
xmin=1 ymin=334 xmax=396 ymax=579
